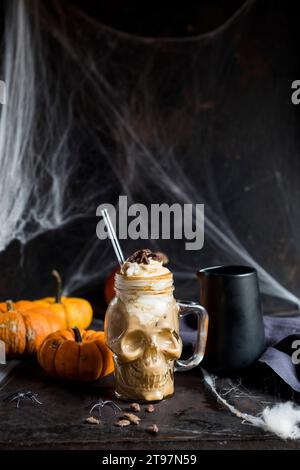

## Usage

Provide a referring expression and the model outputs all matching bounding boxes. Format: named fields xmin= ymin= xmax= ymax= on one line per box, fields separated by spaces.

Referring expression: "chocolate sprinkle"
xmin=122 ymin=412 xmax=141 ymax=425
xmin=147 ymin=424 xmax=159 ymax=434
xmin=115 ymin=419 xmax=131 ymax=427
xmin=129 ymin=403 xmax=141 ymax=412
xmin=146 ymin=404 xmax=155 ymax=413
xmin=126 ymin=249 xmax=163 ymax=265
xmin=85 ymin=416 xmax=100 ymax=425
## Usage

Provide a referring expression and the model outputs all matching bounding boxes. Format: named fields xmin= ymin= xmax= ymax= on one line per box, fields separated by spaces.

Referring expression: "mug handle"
xmin=175 ymin=300 xmax=209 ymax=372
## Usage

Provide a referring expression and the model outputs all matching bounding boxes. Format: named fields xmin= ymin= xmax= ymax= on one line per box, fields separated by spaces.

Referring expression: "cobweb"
xmin=0 ymin=0 xmax=299 ymax=309
xmin=202 ymin=369 xmax=300 ymax=440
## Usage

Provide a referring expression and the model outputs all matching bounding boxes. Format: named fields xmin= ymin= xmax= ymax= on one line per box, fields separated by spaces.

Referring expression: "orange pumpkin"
xmin=33 ymin=271 xmax=93 ymax=330
xmin=0 ymin=300 xmax=65 ymax=357
xmin=104 ymin=267 xmax=119 ymax=304
xmin=38 ymin=327 xmax=114 ymax=382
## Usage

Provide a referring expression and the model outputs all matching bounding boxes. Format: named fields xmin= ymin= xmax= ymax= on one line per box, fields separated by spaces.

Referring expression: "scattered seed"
xmin=147 ymin=424 xmax=159 ymax=434
xmin=130 ymin=403 xmax=141 ymax=412
xmin=146 ymin=404 xmax=155 ymax=413
xmin=123 ymin=412 xmax=141 ymax=425
xmin=85 ymin=416 xmax=100 ymax=425
xmin=115 ymin=419 xmax=131 ymax=427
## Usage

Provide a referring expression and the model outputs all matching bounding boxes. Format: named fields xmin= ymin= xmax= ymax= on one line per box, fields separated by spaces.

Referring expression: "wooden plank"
xmin=0 ymin=360 xmax=299 ymax=450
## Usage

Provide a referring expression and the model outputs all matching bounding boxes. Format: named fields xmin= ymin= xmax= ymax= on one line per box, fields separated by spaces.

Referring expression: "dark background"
xmin=0 ymin=0 xmax=299 ymax=317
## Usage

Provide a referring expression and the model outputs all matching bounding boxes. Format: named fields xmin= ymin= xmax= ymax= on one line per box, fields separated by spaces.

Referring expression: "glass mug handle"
xmin=175 ymin=301 xmax=209 ymax=372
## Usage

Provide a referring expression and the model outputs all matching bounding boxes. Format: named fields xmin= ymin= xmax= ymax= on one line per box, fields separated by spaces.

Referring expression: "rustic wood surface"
xmin=0 ymin=360 xmax=299 ymax=450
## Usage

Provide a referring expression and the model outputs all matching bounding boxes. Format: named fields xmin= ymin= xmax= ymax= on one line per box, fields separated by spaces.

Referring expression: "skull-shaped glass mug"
xmin=104 ymin=254 xmax=208 ymax=402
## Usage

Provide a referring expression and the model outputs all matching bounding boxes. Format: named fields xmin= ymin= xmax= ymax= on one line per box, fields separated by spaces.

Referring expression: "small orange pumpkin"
xmin=38 ymin=327 xmax=114 ymax=382
xmin=33 ymin=271 xmax=93 ymax=330
xmin=0 ymin=300 xmax=65 ymax=357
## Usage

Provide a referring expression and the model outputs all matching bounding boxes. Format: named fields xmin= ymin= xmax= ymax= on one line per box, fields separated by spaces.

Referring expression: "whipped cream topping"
xmin=116 ymin=258 xmax=173 ymax=295
xmin=121 ymin=259 xmax=170 ymax=277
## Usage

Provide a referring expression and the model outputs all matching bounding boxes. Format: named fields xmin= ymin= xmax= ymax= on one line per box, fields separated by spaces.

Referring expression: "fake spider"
xmin=3 ymin=391 xmax=43 ymax=409
xmin=89 ymin=399 xmax=121 ymax=418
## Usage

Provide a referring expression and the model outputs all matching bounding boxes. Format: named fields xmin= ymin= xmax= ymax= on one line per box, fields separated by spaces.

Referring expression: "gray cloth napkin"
xmin=181 ymin=315 xmax=300 ymax=392
xmin=259 ymin=315 xmax=300 ymax=392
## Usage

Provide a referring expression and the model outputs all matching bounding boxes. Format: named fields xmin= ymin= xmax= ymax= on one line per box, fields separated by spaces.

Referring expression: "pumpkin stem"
xmin=6 ymin=300 xmax=14 ymax=312
xmin=72 ymin=326 xmax=82 ymax=343
xmin=52 ymin=270 xmax=62 ymax=303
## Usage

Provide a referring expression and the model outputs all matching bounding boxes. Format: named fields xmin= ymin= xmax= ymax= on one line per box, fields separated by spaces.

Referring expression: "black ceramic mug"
xmin=197 ymin=265 xmax=266 ymax=373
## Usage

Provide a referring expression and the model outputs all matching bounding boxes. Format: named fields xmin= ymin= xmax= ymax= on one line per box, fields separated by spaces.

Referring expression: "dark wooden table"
xmin=0 ymin=360 xmax=299 ymax=450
